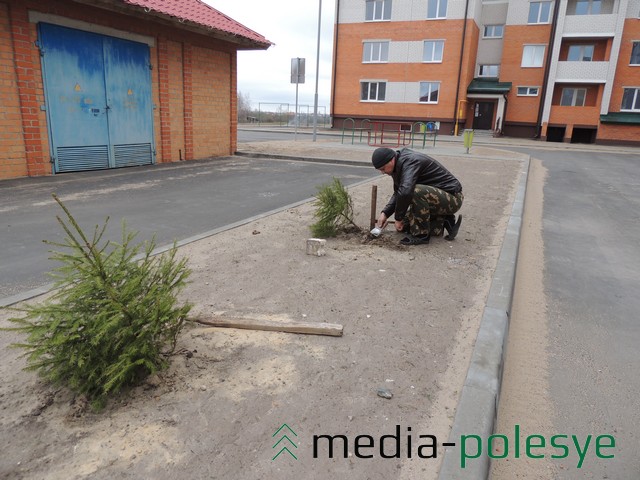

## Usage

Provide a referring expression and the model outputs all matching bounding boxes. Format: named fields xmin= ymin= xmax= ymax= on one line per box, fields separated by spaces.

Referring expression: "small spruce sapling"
xmin=310 ymin=177 xmax=361 ymax=237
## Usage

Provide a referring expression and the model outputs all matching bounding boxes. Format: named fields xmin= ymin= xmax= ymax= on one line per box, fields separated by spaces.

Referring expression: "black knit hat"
xmin=371 ymin=148 xmax=396 ymax=169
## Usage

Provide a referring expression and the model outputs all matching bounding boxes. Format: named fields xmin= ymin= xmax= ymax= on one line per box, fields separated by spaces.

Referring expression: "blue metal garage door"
xmin=39 ymin=23 xmax=154 ymax=173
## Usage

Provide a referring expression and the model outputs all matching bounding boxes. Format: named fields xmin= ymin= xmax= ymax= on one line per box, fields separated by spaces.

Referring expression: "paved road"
xmin=0 ymin=156 xmax=376 ymax=301
xmin=499 ymin=147 xmax=640 ymax=478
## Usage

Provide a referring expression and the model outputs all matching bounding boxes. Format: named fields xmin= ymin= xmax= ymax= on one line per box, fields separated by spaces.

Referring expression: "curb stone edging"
xmin=437 ymin=156 xmax=530 ymax=480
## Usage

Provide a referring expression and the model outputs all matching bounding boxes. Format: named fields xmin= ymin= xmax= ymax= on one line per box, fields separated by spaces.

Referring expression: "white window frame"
xmin=483 ymin=25 xmax=504 ymax=38
xmin=427 ymin=0 xmax=448 ymax=19
xmin=560 ymin=87 xmax=587 ymax=106
xmin=631 ymin=41 xmax=640 ymax=65
xmin=522 ymin=45 xmax=546 ymax=67
xmin=365 ymin=0 xmax=392 ymax=21
xmin=567 ymin=44 xmax=595 ymax=62
xmin=575 ymin=0 xmax=602 ymax=15
xmin=517 ymin=86 xmax=540 ymax=96
xmin=361 ymin=81 xmax=387 ymax=102
xmin=478 ymin=64 xmax=500 ymax=77
xmin=363 ymin=41 xmax=390 ymax=63
xmin=423 ymin=40 xmax=444 ymax=63
xmin=621 ymin=87 xmax=640 ymax=111
xmin=419 ymin=82 xmax=440 ymax=104
xmin=528 ymin=1 xmax=552 ymax=24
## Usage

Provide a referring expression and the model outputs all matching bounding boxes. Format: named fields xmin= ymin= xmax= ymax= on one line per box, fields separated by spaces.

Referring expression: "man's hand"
xmin=376 ymin=212 xmax=388 ymax=229
xmin=395 ymin=219 xmax=404 ymax=232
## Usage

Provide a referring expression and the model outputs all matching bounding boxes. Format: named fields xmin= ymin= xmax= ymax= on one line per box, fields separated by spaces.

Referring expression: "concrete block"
xmin=306 ymin=238 xmax=326 ymax=256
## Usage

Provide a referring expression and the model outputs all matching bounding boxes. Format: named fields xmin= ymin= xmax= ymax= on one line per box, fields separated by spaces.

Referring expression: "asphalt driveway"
xmin=0 ymin=156 xmax=376 ymax=301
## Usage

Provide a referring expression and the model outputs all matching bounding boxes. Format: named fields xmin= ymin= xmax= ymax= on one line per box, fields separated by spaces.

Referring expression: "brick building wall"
xmin=500 ymin=24 xmax=551 ymax=125
xmin=332 ymin=19 xmax=474 ymax=124
xmin=0 ymin=0 xmax=245 ymax=180
xmin=168 ymin=40 xmax=185 ymax=162
xmin=457 ymin=21 xmax=480 ymax=132
xmin=606 ymin=18 xmax=640 ymax=117
xmin=192 ymin=46 xmax=231 ymax=159
xmin=0 ymin=3 xmax=27 ymax=179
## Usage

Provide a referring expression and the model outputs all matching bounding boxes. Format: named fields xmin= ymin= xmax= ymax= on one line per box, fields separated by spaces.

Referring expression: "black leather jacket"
xmin=382 ymin=148 xmax=462 ymax=221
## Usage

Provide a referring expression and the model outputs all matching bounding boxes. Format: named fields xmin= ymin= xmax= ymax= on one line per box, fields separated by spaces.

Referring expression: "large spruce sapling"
xmin=5 ymin=195 xmax=192 ymax=410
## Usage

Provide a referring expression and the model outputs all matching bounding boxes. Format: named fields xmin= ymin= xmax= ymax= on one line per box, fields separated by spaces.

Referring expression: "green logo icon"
xmin=272 ymin=423 xmax=298 ymax=461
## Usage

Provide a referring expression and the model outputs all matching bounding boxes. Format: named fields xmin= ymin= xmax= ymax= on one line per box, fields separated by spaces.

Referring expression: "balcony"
xmin=554 ymin=61 xmax=609 ymax=83
xmin=549 ymin=105 xmax=601 ymax=125
xmin=562 ymin=14 xmax=617 ymax=37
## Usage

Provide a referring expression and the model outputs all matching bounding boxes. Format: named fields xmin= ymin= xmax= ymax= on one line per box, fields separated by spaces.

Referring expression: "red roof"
xmin=122 ymin=0 xmax=272 ymax=48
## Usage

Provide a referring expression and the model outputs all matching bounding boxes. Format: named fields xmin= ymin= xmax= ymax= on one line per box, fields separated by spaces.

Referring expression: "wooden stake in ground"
xmin=191 ymin=316 xmax=343 ymax=337
xmin=370 ymin=184 xmax=378 ymax=230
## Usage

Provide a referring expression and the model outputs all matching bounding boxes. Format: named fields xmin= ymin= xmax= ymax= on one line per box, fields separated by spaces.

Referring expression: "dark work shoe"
xmin=444 ymin=215 xmax=462 ymax=241
xmin=400 ymin=234 xmax=430 ymax=246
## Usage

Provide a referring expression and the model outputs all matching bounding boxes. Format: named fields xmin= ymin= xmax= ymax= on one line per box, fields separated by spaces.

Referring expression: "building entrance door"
xmin=472 ymin=101 xmax=495 ymax=130
xmin=39 ymin=23 xmax=154 ymax=173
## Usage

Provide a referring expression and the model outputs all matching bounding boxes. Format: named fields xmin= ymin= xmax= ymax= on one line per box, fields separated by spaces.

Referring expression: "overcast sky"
xmin=203 ymin=0 xmax=337 ymax=112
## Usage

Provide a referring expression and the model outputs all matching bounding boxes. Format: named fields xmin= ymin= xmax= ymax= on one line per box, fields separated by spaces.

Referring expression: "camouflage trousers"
xmin=405 ymin=185 xmax=464 ymax=237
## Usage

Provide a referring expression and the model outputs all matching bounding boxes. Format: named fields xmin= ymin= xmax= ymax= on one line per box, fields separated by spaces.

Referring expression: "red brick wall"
xmin=598 ymin=123 xmax=640 ymax=144
xmin=191 ymin=46 xmax=231 ymax=159
xmin=0 ymin=0 xmax=243 ymax=179
xmin=457 ymin=21 xmax=480 ymax=132
xmin=606 ymin=19 xmax=640 ymax=116
xmin=157 ymin=36 xmax=171 ymax=163
xmin=7 ymin=2 xmax=50 ymax=177
xmin=0 ymin=2 xmax=27 ymax=179
xmin=168 ymin=40 xmax=185 ymax=161
xmin=500 ymin=24 xmax=551 ymax=125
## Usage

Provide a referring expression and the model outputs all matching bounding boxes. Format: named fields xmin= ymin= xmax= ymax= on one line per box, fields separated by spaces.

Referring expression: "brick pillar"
xmin=230 ymin=52 xmax=237 ymax=154
xmin=182 ymin=43 xmax=193 ymax=161
xmin=10 ymin=5 xmax=48 ymax=176
xmin=157 ymin=37 xmax=172 ymax=163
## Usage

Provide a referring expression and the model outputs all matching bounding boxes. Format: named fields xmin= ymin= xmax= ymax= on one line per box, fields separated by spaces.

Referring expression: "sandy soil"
xmin=490 ymin=158 xmax=557 ymax=479
xmin=0 ymin=149 xmax=524 ymax=480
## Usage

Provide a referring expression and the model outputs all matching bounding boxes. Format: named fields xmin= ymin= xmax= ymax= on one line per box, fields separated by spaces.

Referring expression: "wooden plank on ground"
xmin=191 ymin=316 xmax=343 ymax=337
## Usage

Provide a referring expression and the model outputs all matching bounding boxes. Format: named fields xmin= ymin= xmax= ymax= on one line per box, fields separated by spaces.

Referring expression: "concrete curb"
xmin=437 ymin=156 xmax=530 ymax=480
xmin=234 ymin=150 xmax=369 ymax=167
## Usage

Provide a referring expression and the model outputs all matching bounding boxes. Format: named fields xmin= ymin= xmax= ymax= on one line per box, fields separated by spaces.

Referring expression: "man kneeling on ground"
xmin=372 ymin=147 xmax=463 ymax=246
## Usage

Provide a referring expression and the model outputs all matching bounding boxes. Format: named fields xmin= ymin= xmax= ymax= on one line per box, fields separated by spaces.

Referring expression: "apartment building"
xmin=331 ymin=0 xmax=640 ymax=144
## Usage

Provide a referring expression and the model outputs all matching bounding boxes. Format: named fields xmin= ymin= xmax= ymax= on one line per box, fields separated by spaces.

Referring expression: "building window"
xmin=522 ymin=45 xmax=546 ymax=67
xmin=361 ymin=81 xmax=386 ymax=101
xmin=568 ymin=45 xmax=595 ymax=61
xmin=621 ymin=88 xmax=640 ymax=111
xmin=366 ymin=0 xmax=392 ymax=21
xmin=575 ymin=0 xmax=601 ymax=15
xmin=363 ymin=42 xmax=389 ymax=63
xmin=631 ymin=42 xmax=640 ymax=65
xmin=419 ymin=82 xmax=440 ymax=103
xmin=478 ymin=64 xmax=500 ymax=77
xmin=423 ymin=40 xmax=444 ymax=62
xmin=483 ymin=25 xmax=504 ymax=38
xmin=517 ymin=86 xmax=540 ymax=96
xmin=427 ymin=0 xmax=447 ymax=19
xmin=560 ymin=88 xmax=587 ymax=106
xmin=528 ymin=1 xmax=552 ymax=23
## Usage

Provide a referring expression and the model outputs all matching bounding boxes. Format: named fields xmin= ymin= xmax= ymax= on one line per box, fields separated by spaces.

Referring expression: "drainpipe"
xmin=535 ymin=0 xmax=560 ymax=138
xmin=452 ymin=0 xmax=470 ymax=135
xmin=330 ymin=0 xmax=340 ymax=129
xmin=500 ymin=93 xmax=508 ymax=136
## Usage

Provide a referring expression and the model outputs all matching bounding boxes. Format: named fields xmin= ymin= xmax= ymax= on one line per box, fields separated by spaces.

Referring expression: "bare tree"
xmin=237 ymin=91 xmax=254 ymax=123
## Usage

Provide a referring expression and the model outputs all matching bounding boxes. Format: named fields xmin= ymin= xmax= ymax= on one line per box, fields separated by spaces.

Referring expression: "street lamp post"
xmin=312 ymin=0 xmax=322 ymax=142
